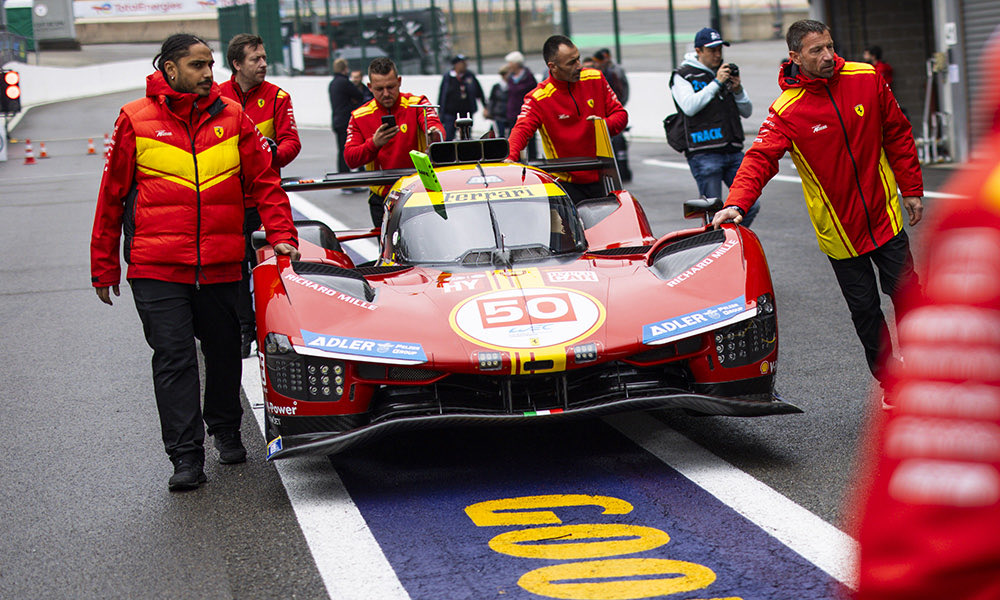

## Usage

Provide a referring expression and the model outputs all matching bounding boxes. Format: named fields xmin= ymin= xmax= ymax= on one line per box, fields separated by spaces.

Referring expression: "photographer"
xmin=670 ymin=28 xmax=758 ymax=225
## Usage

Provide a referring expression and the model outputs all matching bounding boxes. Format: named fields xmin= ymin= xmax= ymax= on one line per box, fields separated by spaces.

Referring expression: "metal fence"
xmin=0 ymin=31 xmax=30 ymax=66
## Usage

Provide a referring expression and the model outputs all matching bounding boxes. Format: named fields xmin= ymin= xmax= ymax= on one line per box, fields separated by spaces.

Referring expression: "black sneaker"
xmin=168 ymin=457 xmax=206 ymax=492
xmin=215 ymin=430 xmax=247 ymax=464
xmin=240 ymin=329 xmax=255 ymax=359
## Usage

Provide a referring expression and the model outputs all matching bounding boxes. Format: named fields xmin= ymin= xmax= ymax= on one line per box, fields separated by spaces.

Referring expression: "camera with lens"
xmin=722 ymin=63 xmax=740 ymax=91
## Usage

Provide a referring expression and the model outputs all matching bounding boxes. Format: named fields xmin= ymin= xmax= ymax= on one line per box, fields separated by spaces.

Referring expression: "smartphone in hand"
xmin=381 ymin=114 xmax=396 ymax=128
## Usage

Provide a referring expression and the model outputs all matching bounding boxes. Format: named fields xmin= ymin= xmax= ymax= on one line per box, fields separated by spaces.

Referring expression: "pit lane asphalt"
xmin=0 ymin=90 xmax=954 ymax=599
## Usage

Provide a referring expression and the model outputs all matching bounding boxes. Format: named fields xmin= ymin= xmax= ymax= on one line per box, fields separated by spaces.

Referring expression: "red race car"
xmin=254 ymin=133 xmax=799 ymax=459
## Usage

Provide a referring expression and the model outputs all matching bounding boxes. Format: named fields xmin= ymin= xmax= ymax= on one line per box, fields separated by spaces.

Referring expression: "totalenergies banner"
xmin=73 ymin=0 xmax=250 ymax=18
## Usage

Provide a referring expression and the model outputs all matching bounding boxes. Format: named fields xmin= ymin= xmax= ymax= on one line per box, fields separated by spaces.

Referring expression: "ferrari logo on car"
xmin=214 ymin=126 xmax=224 ymax=138
xmin=854 ymin=104 xmax=864 ymax=117
xmin=258 ymin=99 xmax=266 ymax=108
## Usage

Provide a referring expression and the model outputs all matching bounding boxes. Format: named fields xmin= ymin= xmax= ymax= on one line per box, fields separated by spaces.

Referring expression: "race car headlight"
xmin=477 ymin=351 xmax=506 ymax=371
xmin=714 ymin=293 xmax=776 ymax=368
xmin=571 ymin=342 xmax=599 ymax=364
xmin=265 ymin=333 xmax=294 ymax=355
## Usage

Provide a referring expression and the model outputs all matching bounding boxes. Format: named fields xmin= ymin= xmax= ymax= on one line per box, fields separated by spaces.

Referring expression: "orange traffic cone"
xmin=87 ymin=138 xmax=97 ymax=155
xmin=38 ymin=141 xmax=49 ymax=158
xmin=103 ymin=133 xmax=111 ymax=158
xmin=23 ymin=139 xmax=37 ymax=165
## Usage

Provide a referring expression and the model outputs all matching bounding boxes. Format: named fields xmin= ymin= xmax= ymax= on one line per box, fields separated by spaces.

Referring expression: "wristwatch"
xmin=731 ymin=206 xmax=746 ymax=217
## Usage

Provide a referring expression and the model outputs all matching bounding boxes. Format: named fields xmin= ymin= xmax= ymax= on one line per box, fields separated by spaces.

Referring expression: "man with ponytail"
xmin=90 ymin=33 xmax=300 ymax=491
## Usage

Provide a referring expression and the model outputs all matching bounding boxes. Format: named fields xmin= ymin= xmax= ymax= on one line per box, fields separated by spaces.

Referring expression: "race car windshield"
xmin=391 ymin=195 xmax=586 ymax=264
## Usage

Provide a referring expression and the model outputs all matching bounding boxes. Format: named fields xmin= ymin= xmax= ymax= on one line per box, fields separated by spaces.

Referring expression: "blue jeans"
xmin=686 ymin=150 xmax=760 ymax=227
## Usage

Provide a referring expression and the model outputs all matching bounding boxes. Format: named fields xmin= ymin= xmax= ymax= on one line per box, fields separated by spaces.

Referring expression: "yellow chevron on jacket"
xmin=840 ymin=61 xmax=876 ymax=76
xmin=772 ymin=88 xmax=806 ymax=116
xmin=135 ymin=135 xmax=241 ymax=192
xmin=531 ymin=83 xmax=557 ymax=101
xmin=255 ymin=118 xmax=276 ymax=140
xmin=790 ymin=141 xmax=859 ymax=259
xmin=579 ymin=68 xmax=602 ymax=81
xmin=352 ymin=99 xmax=379 ymax=118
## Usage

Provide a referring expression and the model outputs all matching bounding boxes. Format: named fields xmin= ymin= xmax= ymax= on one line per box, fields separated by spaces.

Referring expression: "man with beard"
xmin=91 ymin=33 xmax=299 ymax=491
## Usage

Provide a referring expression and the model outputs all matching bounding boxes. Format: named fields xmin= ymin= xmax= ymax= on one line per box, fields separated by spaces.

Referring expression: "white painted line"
xmin=643 ymin=158 xmax=965 ymax=199
xmin=242 ymin=359 xmax=410 ymax=600
xmin=604 ymin=412 xmax=859 ymax=590
xmin=244 ymin=201 xmax=403 ymax=600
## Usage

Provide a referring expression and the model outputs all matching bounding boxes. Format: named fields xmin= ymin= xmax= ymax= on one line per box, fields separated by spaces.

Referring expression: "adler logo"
xmin=812 ymin=124 xmax=828 ymax=133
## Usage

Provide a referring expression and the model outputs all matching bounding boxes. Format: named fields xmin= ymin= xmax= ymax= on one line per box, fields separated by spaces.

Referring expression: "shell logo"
xmin=450 ymin=287 xmax=605 ymax=351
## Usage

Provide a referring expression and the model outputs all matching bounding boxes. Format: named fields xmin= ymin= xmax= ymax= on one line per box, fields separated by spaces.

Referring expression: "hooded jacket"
xmin=91 ymin=71 xmax=298 ymax=287
xmin=506 ymin=68 xmax=628 ymax=184
xmin=670 ymin=51 xmax=752 ymax=154
xmin=726 ymin=56 xmax=922 ymax=259
xmin=219 ymin=74 xmax=301 ymax=171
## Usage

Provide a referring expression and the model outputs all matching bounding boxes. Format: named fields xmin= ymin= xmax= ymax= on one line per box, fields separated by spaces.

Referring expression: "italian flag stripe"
xmin=524 ymin=409 xmax=564 ymax=416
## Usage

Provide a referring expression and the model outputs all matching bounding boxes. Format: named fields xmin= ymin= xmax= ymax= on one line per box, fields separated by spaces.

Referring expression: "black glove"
xmin=264 ymin=137 xmax=278 ymax=155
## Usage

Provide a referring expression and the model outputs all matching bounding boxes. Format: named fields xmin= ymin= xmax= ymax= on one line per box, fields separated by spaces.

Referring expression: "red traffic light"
xmin=3 ymin=71 xmax=19 ymax=86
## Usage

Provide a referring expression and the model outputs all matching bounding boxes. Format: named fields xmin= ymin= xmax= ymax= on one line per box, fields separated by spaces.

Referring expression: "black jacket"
xmin=438 ymin=70 xmax=485 ymax=116
xmin=329 ymin=72 xmax=364 ymax=130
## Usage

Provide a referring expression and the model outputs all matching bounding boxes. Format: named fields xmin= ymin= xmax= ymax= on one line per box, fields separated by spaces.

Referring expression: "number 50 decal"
xmin=478 ymin=293 xmax=577 ymax=328
xmin=465 ymin=494 xmax=732 ymax=600
xmin=451 ymin=288 xmax=605 ymax=350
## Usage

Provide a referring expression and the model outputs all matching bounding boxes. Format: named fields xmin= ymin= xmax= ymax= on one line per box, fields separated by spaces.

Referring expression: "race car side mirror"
xmin=683 ymin=197 xmax=724 ymax=225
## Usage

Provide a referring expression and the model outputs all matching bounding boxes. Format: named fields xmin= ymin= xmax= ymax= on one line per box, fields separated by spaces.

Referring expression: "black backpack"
xmin=663 ymin=71 xmax=688 ymax=153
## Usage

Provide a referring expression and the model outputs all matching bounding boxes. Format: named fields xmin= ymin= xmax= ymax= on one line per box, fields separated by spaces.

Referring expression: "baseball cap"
xmin=694 ymin=27 xmax=730 ymax=48
xmin=451 ymin=54 xmax=468 ymax=65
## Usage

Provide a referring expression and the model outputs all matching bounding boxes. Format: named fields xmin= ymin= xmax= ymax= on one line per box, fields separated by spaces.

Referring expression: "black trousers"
xmin=334 ymin=125 xmax=349 ymax=174
xmin=561 ymin=181 xmax=608 ymax=205
xmin=828 ymin=230 xmax=917 ymax=384
xmin=238 ymin=207 xmax=262 ymax=333
xmin=368 ymin=192 xmax=386 ymax=227
xmin=131 ymin=279 xmax=243 ymax=463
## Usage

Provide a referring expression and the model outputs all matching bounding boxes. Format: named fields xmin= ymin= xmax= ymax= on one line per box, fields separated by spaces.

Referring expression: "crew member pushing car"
xmin=712 ymin=20 xmax=923 ymax=403
xmin=90 ymin=33 xmax=300 ymax=491
xmin=344 ymin=56 xmax=444 ymax=227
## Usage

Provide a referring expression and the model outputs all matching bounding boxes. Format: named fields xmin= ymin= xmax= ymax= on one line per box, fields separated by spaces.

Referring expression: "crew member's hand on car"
xmin=273 ymin=243 xmax=301 ymax=261
xmin=711 ymin=206 xmax=744 ymax=228
xmin=428 ymin=126 xmax=443 ymax=143
xmin=96 ymin=285 xmax=120 ymax=306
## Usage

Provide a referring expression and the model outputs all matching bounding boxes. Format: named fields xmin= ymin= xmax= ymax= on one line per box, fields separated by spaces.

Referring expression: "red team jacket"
xmin=344 ymin=92 xmax=443 ymax=197
xmin=90 ymin=72 xmax=297 ymax=287
xmin=506 ymin=68 xmax=628 ymax=184
xmin=726 ymin=56 xmax=922 ymax=260
xmin=219 ymin=75 xmax=301 ymax=171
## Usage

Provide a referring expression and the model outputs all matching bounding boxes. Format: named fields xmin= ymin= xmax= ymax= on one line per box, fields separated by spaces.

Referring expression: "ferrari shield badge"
xmin=257 ymin=98 xmax=266 ymax=108
xmin=587 ymin=99 xmax=595 ymax=108
xmin=214 ymin=126 xmax=224 ymax=138
xmin=854 ymin=104 xmax=864 ymax=117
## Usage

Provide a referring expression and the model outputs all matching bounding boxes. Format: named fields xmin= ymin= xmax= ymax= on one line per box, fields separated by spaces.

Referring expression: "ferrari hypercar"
xmin=253 ymin=134 xmax=799 ymax=459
